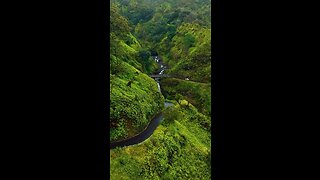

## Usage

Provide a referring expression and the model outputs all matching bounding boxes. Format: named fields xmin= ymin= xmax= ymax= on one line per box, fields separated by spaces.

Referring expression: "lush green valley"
xmin=110 ymin=0 xmax=212 ymax=179
xmin=111 ymin=103 xmax=211 ymax=179
xmin=110 ymin=3 xmax=164 ymax=141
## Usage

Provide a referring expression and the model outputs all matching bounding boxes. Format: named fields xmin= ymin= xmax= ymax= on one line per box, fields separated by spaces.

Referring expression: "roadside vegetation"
xmin=110 ymin=103 xmax=211 ymax=180
xmin=110 ymin=4 xmax=164 ymax=141
xmin=110 ymin=0 xmax=212 ymax=179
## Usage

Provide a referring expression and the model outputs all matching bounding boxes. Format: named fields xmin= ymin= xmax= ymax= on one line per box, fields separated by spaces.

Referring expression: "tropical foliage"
xmin=110 ymin=0 xmax=212 ymax=179
xmin=110 ymin=4 xmax=164 ymax=141
xmin=111 ymin=104 xmax=211 ymax=180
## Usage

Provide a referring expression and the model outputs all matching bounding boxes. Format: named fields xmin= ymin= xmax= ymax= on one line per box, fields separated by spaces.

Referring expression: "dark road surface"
xmin=110 ymin=113 xmax=164 ymax=149
xmin=110 ymin=102 xmax=173 ymax=149
xmin=110 ymin=56 xmax=173 ymax=149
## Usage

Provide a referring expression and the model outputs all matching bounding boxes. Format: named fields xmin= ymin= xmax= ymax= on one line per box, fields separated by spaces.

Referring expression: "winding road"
xmin=110 ymin=56 xmax=173 ymax=149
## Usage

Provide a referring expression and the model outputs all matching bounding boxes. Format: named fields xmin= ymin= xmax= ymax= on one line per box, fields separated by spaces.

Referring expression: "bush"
xmin=110 ymin=57 xmax=124 ymax=75
xmin=163 ymin=106 xmax=182 ymax=124
xmin=183 ymin=33 xmax=195 ymax=49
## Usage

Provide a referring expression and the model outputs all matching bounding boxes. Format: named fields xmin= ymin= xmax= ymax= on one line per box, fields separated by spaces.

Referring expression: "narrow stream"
xmin=110 ymin=55 xmax=173 ymax=149
xmin=152 ymin=55 xmax=173 ymax=108
xmin=153 ymin=55 xmax=168 ymax=95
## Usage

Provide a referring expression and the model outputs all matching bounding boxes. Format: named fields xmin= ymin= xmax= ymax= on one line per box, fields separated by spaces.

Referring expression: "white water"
xmin=153 ymin=55 xmax=173 ymax=109
xmin=153 ymin=56 xmax=165 ymax=93
xmin=156 ymin=82 xmax=161 ymax=93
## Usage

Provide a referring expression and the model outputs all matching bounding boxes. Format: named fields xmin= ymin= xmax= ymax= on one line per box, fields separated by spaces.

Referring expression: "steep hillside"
xmin=110 ymin=0 xmax=212 ymax=179
xmin=112 ymin=0 xmax=212 ymax=82
xmin=110 ymin=4 xmax=164 ymax=141
xmin=161 ymin=78 xmax=211 ymax=115
xmin=162 ymin=23 xmax=211 ymax=83
xmin=110 ymin=103 xmax=211 ymax=179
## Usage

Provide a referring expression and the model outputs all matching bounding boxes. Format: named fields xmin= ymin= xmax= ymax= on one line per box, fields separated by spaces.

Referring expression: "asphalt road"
xmin=110 ymin=113 xmax=164 ymax=149
xmin=110 ymin=56 xmax=173 ymax=149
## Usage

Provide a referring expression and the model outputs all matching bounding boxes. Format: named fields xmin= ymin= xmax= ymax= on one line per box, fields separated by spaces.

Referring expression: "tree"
xmin=174 ymin=93 xmax=184 ymax=105
xmin=110 ymin=56 xmax=124 ymax=75
xmin=167 ymin=25 xmax=177 ymax=40
xmin=138 ymin=50 xmax=152 ymax=73
xmin=183 ymin=33 xmax=195 ymax=49
xmin=163 ymin=107 xmax=181 ymax=123
xmin=110 ymin=4 xmax=130 ymax=38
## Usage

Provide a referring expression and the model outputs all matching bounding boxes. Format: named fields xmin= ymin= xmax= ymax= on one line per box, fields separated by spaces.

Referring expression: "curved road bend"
xmin=110 ymin=56 xmax=173 ymax=149
xmin=110 ymin=113 xmax=163 ymax=149
xmin=110 ymin=102 xmax=172 ymax=149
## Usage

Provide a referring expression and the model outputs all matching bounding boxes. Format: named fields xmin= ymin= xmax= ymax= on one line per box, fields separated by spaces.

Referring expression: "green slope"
xmin=110 ymin=104 xmax=211 ymax=180
xmin=110 ymin=0 xmax=212 ymax=179
xmin=110 ymin=4 xmax=164 ymax=141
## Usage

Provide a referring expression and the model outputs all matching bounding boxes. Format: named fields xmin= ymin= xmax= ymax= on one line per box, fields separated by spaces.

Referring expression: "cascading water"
xmin=152 ymin=55 xmax=173 ymax=108
xmin=156 ymin=79 xmax=161 ymax=93
xmin=110 ymin=55 xmax=173 ymax=149
xmin=153 ymin=56 xmax=167 ymax=93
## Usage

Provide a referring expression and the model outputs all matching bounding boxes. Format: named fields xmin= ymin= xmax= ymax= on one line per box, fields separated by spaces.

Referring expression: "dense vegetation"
xmin=110 ymin=4 xmax=164 ymax=141
xmin=161 ymin=78 xmax=211 ymax=115
xmin=164 ymin=23 xmax=211 ymax=83
xmin=110 ymin=0 xmax=212 ymax=179
xmin=111 ymin=103 xmax=211 ymax=180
